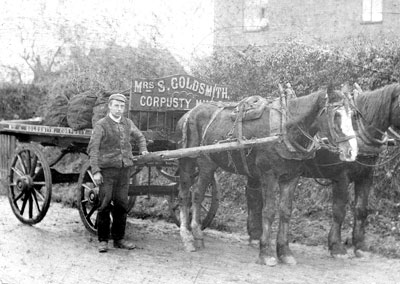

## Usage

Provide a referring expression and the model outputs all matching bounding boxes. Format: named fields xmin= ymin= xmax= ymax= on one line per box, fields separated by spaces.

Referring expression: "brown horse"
xmin=176 ymin=87 xmax=358 ymax=266
xmin=246 ymin=83 xmax=400 ymax=260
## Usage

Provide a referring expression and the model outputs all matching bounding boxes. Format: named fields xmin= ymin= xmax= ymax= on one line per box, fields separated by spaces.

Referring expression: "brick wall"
xmin=214 ymin=0 xmax=400 ymax=48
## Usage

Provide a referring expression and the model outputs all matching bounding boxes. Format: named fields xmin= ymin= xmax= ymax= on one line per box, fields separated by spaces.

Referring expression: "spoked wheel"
xmin=8 ymin=143 xmax=52 ymax=224
xmin=77 ymin=162 xmax=99 ymax=234
xmin=168 ymin=173 xmax=219 ymax=230
xmin=77 ymin=161 xmax=136 ymax=235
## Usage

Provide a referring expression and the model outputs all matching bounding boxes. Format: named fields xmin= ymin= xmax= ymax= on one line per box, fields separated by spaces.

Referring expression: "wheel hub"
xmin=88 ymin=188 xmax=99 ymax=205
xmin=16 ymin=175 xmax=33 ymax=191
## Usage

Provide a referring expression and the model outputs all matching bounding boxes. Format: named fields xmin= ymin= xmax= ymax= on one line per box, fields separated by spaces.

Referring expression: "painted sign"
xmin=130 ymin=74 xmax=231 ymax=111
xmin=0 ymin=122 xmax=93 ymax=137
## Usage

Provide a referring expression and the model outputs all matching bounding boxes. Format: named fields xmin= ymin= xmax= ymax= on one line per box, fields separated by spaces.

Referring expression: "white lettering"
xmin=153 ymin=96 xmax=160 ymax=107
xmin=171 ymin=77 xmax=178 ymax=89
xmin=157 ymin=80 xmax=165 ymax=92
xmin=199 ymin=83 xmax=205 ymax=95
xmin=160 ymin=97 xmax=167 ymax=106
xmin=146 ymin=96 xmax=152 ymax=106
xmin=166 ymin=98 xmax=172 ymax=108
xmin=179 ymin=76 xmax=186 ymax=89
xmin=221 ymin=87 xmax=228 ymax=99
xmin=172 ymin=98 xmax=179 ymax=108
xmin=192 ymin=80 xmax=199 ymax=92
xmin=184 ymin=99 xmax=191 ymax=109
xmin=205 ymin=85 xmax=213 ymax=97
xmin=134 ymin=81 xmax=142 ymax=93
xmin=140 ymin=96 xmax=146 ymax=106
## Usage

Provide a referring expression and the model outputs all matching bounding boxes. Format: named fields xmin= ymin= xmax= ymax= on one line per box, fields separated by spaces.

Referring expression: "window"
xmin=362 ymin=0 xmax=383 ymax=23
xmin=243 ymin=0 xmax=269 ymax=32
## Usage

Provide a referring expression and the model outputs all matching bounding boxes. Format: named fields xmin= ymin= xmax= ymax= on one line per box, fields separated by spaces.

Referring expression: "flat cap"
xmin=108 ymin=93 xmax=127 ymax=103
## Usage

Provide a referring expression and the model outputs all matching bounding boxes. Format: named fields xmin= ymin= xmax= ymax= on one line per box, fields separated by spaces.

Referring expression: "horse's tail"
xmin=177 ymin=109 xmax=195 ymax=149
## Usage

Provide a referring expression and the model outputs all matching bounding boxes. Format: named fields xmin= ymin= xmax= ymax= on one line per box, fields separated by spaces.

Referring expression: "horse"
xmin=176 ymin=86 xmax=358 ymax=266
xmin=246 ymin=83 xmax=400 ymax=260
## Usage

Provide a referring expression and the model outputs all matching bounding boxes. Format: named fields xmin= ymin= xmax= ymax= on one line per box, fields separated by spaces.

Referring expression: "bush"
xmin=0 ymin=83 xmax=46 ymax=119
xmin=191 ymin=37 xmax=400 ymax=101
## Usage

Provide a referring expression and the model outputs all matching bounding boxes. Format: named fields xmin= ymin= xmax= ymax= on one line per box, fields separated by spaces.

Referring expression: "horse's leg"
xmin=328 ymin=172 xmax=350 ymax=258
xmin=276 ymin=176 xmax=299 ymax=265
xmin=178 ymin=158 xmax=196 ymax=252
xmin=353 ymin=173 xmax=373 ymax=258
xmin=246 ymin=177 xmax=263 ymax=245
xmin=191 ymin=158 xmax=217 ymax=249
xmin=257 ymin=171 xmax=278 ymax=266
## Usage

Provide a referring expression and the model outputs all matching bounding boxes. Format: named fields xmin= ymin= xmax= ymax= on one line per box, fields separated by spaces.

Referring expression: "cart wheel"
xmin=168 ymin=174 xmax=219 ymax=230
xmin=77 ymin=162 xmax=136 ymax=235
xmin=8 ymin=143 xmax=52 ymax=225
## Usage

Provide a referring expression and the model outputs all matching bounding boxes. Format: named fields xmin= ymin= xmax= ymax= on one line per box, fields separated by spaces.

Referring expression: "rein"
xmin=312 ymin=150 xmax=400 ymax=168
xmin=354 ymin=111 xmax=388 ymax=146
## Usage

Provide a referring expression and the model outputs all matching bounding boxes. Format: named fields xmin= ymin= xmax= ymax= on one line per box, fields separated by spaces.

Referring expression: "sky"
xmin=0 ymin=0 xmax=215 ymax=81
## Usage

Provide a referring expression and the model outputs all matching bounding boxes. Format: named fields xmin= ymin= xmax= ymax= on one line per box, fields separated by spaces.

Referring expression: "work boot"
xmin=98 ymin=241 xmax=108 ymax=253
xmin=113 ymin=239 xmax=136 ymax=250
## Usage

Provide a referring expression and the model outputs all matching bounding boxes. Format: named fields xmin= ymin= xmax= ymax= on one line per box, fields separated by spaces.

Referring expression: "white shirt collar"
xmin=109 ymin=113 xmax=121 ymax=123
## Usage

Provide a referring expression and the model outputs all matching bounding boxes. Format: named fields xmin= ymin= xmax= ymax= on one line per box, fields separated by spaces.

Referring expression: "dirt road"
xmin=0 ymin=196 xmax=399 ymax=284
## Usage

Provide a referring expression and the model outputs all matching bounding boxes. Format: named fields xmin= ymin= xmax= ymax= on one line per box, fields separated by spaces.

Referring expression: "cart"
xmin=0 ymin=75 xmax=240 ymax=234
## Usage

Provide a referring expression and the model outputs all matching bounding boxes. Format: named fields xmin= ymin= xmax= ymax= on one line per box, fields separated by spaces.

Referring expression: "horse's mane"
xmin=287 ymin=90 xmax=325 ymax=124
xmin=356 ymin=83 xmax=400 ymax=128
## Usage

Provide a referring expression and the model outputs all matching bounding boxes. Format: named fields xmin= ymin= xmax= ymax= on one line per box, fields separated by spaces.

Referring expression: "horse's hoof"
xmin=194 ymin=239 xmax=205 ymax=249
xmin=329 ymin=244 xmax=347 ymax=256
xmin=354 ymin=249 xmax=372 ymax=258
xmin=248 ymin=239 xmax=260 ymax=247
xmin=331 ymin=253 xmax=350 ymax=260
xmin=184 ymin=242 xmax=196 ymax=252
xmin=256 ymin=256 xmax=278 ymax=266
xmin=280 ymin=255 xmax=297 ymax=265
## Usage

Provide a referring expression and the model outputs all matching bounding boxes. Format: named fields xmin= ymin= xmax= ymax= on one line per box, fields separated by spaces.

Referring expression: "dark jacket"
xmin=88 ymin=115 xmax=147 ymax=174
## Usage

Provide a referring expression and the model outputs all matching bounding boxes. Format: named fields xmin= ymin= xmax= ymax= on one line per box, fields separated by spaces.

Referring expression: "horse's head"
xmin=315 ymin=87 xmax=358 ymax=162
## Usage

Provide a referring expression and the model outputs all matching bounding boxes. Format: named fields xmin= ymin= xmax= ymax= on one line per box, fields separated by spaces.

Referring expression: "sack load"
xmin=43 ymin=95 xmax=69 ymax=127
xmin=67 ymin=91 xmax=98 ymax=130
xmin=92 ymin=90 xmax=129 ymax=127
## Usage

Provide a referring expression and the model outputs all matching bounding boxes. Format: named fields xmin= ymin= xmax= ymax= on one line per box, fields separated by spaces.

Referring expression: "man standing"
xmin=88 ymin=93 xmax=148 ymax=253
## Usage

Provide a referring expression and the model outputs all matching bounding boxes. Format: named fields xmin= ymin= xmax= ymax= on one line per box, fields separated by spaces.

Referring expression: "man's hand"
xmin=141 ymin=151 xmax=149 ymax=155
xmin=93 ymin=172 xmax=103 ymax=185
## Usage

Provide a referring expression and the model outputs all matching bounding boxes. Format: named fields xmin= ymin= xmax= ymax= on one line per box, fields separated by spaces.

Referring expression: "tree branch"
xmin=46 ymin=45 xmax=63 ymax=72
xmin=0 ymin=64 xmax=23 ymax=83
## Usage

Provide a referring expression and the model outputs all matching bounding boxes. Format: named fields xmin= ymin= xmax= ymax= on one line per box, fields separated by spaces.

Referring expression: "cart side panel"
xmin=0 ymin=134 xmax=16 ymax=179
xmin=130 ymin=110 xmax=187 ymax=137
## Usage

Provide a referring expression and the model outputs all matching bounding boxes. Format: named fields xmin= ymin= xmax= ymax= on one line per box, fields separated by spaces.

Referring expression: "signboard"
xmin=130 ymin=74 xmax=231 ymax=111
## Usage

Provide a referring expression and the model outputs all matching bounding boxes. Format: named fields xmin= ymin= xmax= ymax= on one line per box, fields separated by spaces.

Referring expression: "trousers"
xmin=97 ymin=167 xmax=130 ymax=242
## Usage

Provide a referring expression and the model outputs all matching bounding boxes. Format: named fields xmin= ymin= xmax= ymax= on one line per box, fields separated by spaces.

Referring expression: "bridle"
xmin=313 ymin=98 xmax=356 ymax=153
xmin=324 ymin=100 xmax=356 ymax=144
xmin=283 ymin=95 xmax=356 ymax=154
xmin=353 ymin=109 xmax=388 ymax=146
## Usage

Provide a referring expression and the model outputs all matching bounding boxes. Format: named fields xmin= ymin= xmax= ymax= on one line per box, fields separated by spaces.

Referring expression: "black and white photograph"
xmin=1 ymin=0 xmax=400 ymax=283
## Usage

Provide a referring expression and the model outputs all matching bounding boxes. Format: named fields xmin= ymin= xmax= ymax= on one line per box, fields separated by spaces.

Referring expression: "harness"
xmin=183 ymin=86 xmax=357 ymax=177
xmin=201 ymin=97 xmax=268 ymax=177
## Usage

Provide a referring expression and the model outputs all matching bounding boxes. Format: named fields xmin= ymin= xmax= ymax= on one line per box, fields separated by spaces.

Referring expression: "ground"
xmin=1 ymin=196 xmax=400 ymax=284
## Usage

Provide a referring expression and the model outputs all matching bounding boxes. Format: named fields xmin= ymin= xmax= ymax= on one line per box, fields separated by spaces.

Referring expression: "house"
xmin=214 ymin=0 xmax=400 ymax=48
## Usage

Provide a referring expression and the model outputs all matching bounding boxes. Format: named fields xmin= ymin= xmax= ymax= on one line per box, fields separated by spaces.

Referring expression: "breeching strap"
xmin=202 ymin=104 xmax=252 ymax=177
xmin=234 ymin=104 xmax=252 ymax=177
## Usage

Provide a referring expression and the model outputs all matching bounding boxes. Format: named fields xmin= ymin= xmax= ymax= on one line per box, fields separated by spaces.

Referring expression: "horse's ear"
xmin=341 ymin=82 xmax=351 ymax=95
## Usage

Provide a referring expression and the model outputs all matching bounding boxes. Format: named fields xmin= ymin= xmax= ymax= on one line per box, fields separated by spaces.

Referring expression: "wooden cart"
xmin=0 ymin=75 xmax=235 ymax=234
